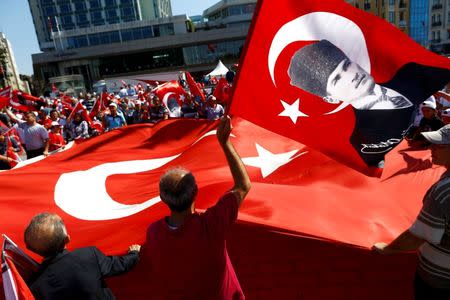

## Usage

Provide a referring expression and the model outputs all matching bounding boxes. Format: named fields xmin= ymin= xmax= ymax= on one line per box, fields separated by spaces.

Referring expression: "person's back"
xmin=30 ymin=247 xmax=138 ymax=300
xmin=25 ymin=213 xmax=140 ymax=300
xmin=143 ymin=191 xmax=242 ymax=299
xmin=140 ymin=116 xmax=250 ymax=299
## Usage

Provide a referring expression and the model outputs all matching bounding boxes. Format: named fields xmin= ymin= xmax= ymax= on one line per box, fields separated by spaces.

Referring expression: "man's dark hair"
xmin=159 ymin=168 xmax=198 ymax=212
xmin=24 ymin=111 xmax=36 ymax=118
xmin=24 ymin=213 xmax=68 ymax=257
xmin=288 ymin=39 xmax=347 ymax=97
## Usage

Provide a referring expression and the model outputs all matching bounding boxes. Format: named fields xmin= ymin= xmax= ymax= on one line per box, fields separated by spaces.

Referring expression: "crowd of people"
xmin=0 ymin=74 xmax=230 ymax=170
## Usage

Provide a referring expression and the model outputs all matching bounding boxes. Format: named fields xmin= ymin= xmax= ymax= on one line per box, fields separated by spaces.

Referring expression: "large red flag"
xmin=230 ymin=0 xmax=450 ymax=176
xmin=9 ymin=91 xmax=40 ymax=112
xmin=185 ymin=72 xmax=205 ymax=104
xmin=0 ymin=118 xmax=443 ymax=298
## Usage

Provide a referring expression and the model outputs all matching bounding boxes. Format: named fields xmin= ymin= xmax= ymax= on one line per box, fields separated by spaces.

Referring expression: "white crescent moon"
xmin=162 ymin=92 xmax=181 ymax=117
xmin=54 ymin=131 xmax=217 ymax=220
xmin=268 ymin=12 xmax=371 ymax=114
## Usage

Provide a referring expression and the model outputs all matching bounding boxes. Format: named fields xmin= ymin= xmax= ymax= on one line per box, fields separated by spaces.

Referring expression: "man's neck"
xmin=166 ymin=207 xmax=195 ymax=228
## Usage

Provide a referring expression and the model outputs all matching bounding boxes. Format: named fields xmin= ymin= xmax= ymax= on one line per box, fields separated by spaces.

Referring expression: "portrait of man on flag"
xmin=287 ymin=38 xmax=417 ymax=167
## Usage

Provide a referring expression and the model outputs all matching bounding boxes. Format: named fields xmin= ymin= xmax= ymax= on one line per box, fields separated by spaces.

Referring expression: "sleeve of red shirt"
xmin=202 ymin=191 xmax=239 ymax=238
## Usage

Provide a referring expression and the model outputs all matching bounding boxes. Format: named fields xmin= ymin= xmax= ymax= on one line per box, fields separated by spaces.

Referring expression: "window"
xmin=90 ymin=11 xmax=103 ymax=23
xmin=76 ymin=14 xmax=88 ymax=23
xmin=106 ymin=9 xmax=118 ymax=18
xmin=67 ymin=36 xmax=88 ymax=49
xmin=389 ymin=11 xmax=395 ymax=23
xmin=43 ymin=5 xmax=57 ymax=15
xmin=120 ymin=0 xmax=133 ymax=5
xmin=121 ymin=7 xmax=135 ymax=18
xmin=89 ymin=0 xmax=101 ymax=9
xmin=228 ymin=6 xmax=241 ymax=16
xmin=121 ymin=29 xmax=133 ymax=41
xmin=389 ymin=0 xmax=395 ymax=5
xmin=242 ymin=4 xmax=255 ymax=14
xmin=61 ymin=15 xmax=73 ymax=25
xmin=105 ymin=0 xmax=116 ymax=5
xmin=73 ymin=1 xmax=87 ymax=11
xmin=59 ymin=3 xmax=72 ymax=14
xmin=399 ymin=11 xmax=404 ymax=21
xmin=364 ymin=0 xmax=371 ymax=10
xmin=88 ymin=31 xmax=120 ymax=46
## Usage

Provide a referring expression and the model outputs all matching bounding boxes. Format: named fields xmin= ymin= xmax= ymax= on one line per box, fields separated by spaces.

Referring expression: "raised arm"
xmin=3 ymin=108 xmax=20 ymax=124
xmin=216 ymin=116 xmax=251 ymax=207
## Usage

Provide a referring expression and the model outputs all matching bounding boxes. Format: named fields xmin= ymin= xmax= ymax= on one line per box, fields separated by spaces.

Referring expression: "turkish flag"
xmin=153 ymin=80 xmax=187 ymax=117
xmin=230 ymin=0 xmax=450 ymax=176
xmin=213 ymin=78 xmax=232 ymax=107
xmin=0 ymin=86 xmax=11 ymax=98
xmin=0 ymin=118 xmax=443 ymax=298
xmin=10 ymin=91 xmax=40 ymax=112
xmin=185 ymin=72 xmax=206 ymax=104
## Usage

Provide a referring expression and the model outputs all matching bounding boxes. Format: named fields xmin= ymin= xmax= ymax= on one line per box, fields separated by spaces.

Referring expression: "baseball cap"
xmin=51 ymin=121 xmax=60 ymax=127
xmin=421 ymin=100 xmax=437 ymax=110
xmin=442 ymin=108 xmax=450 ymax=118
xmin=421 ymin=124 xmax=450 ymax=145
xmin=109 ymin=102 xmax=117 ymax=108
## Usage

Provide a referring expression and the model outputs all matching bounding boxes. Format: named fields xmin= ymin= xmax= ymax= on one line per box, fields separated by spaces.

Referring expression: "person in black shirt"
xmin=25 ymin=213 xmax=140 ymax=300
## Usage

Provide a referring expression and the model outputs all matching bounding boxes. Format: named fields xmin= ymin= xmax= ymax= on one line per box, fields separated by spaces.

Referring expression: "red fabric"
xmin=185 ymin=72 xmax=205 ymax=103
xmin=213 ymin=78 xmax=232 ymax=106
xmin=230 ymin=0 xmax=450 ymax=175
xmin=153 ymin=80 xmax=187 ymax=108
xmin=0 ymin=118 xmax=445 ymax=298
xmin=67 ymin=101 xmax=84 ymax=121
xmin=0 ymin=96 xmax=9 ymax=110
xmin=0 ymin=86 xmax=11 ymax=98
xmin=48 ymin=132 xmax=65 ymax=152
xmin=1 ymin=257 xmax=35 ymax=300
xmin=141 ymin=192 xmax=243 ymax=299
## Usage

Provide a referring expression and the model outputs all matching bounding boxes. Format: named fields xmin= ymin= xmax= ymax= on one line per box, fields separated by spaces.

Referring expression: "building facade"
xmin=428 ymin=0 xmax=450 ymax=54
xmin=30 ymin=0 xmax=256 ymax=92
xmin=347 ymin=0 xmax=410 ymax=35
xmin=28 ymin=0 xmax=172 ymax=51
xmin=0 ymin=33 xmax=25 ymax=91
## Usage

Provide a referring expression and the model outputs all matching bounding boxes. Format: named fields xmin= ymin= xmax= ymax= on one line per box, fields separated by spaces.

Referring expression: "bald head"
xmin=24 ymin=213 xmax=69 ymax=257
xmin=159 ymin=167 xmax=198 ymax=212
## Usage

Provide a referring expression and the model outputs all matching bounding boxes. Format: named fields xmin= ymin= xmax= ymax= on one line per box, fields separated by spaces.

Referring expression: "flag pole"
xmin=55 ymin=16 xmax=64 ymax=51
xmin=47 ymin=17 xmax=58 ymax=51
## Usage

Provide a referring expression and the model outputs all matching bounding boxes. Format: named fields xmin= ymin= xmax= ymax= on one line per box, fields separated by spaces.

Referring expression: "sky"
xmin=0 ymin=0 xmax=218 ymax=76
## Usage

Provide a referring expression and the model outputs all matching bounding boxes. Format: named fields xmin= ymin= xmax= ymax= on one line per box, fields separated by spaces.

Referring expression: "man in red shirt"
xmin=140 ymin=116 xmax=251 ymax=299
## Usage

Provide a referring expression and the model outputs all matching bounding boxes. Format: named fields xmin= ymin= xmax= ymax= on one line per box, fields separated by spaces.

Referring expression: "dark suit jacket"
xmin=28 ymin=247 xmax=139 ymax=300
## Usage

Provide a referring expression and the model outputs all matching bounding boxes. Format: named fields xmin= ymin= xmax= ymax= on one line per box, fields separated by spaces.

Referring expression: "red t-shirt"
xmin=140 ymin=191 xmax=244 ymax=300
xmin=48 ymin=132 xmax=65 ymax=151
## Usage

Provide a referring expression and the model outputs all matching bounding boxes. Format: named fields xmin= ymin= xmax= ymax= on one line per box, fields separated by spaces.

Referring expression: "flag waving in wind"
xmin=230 ymin=0 xmax=450 ymax=175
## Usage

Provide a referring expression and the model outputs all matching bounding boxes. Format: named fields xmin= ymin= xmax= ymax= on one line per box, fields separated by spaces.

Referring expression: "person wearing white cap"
xmin=441 ymin=108 xmax=450 ymax=125
xmin=407 ymin=100 xmax=444 ymax=147
xmin=48 ymin=121 xmax=65 ymax=152
xmin=374 ymin=124 xmax=450 ymax=299
xmin=104 ymin=102 xmax=127 ymax=131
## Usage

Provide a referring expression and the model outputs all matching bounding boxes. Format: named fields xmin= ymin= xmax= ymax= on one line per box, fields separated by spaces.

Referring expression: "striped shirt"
xmin=409 ymin=169 xmax=450 ymax=288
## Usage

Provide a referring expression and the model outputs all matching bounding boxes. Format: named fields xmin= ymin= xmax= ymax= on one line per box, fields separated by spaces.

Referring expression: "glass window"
xmin=228 ymin=6 xmax=242 ymax=16
xmin=120 ymin=0 xmax=133 ymax=5
xmin=121 ymin=29 xmax=133 ymax=41
xmin=73 ymin=1 xmax=87 ymax=11
xmin=89 ymin=34 xmax=100 ymax=46
xmin=105 ymin=0 xmax=116 ymax=5
xmin=59 ymin=3 xmax=72 ymax=13
xmin=41 ymin=0 xmax=54 ymax=4
xmin=121 ymin=7 xmax=135 ymax=17
xmin=242 ymin=4 xmax=255 ymax=14
xmin=106 ymin=9 xmax=118 ymax=18
xmin=153 ymin=25 xmax=160 ymax=37
xmin=389 ymin=11 xmax=395 ymax=23
xmin=89 ymin=0 xmax=101 ymax=9
xmin=43 ymin=5 xmax=57 ymax=15
xmin=90 ymin=11 xmax=103 ymax=20
xmin=76 ymin=14 xmax=88 ymax=23
xmin=61 ymin=15 xmax=73 ymax=24
xmin=159 ymin=23 xmax=174 ymax=36
xmin=389 ymin=0 xmax=395 ymax=5
xmin=142 ymin=26 xmax=152 ymax=38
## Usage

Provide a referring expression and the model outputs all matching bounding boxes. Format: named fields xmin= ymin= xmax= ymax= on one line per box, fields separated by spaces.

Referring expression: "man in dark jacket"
xmin=25 ymin=212 xmax=140 ymax=300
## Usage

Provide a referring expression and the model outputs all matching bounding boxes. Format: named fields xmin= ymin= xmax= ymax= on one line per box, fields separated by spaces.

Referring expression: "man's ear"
xmin=65 ymin=234 xmax=71 ymax=245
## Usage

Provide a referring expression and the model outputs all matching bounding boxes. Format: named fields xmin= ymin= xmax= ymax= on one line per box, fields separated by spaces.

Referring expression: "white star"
xmin=243 ymin=144 xmax=306 ymax=178
xmin=278 ymin=99 xmax=308 ymax=124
